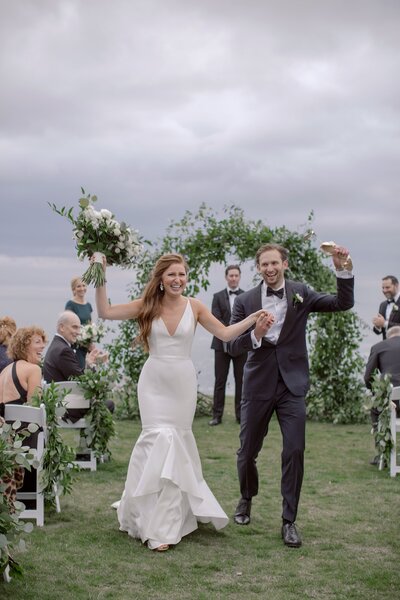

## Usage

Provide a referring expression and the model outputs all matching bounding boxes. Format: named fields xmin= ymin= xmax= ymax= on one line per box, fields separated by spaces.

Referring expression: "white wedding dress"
xmin=115 ymin=299 xmax=228 ymax=549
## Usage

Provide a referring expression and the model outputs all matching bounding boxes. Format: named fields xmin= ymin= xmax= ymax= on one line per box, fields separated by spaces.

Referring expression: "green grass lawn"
xmin=3 ymin=407 xmax=400 ymax=600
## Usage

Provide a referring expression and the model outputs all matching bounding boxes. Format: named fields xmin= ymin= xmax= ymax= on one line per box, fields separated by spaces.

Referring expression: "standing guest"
xmin=372 ymin=276 xmax=400 ymax=339
xmin=0 ymin=316 xmax=17 ymax=373
xmin=229 ymin=242 xmax=354 ymax=548
xmin=95 ymin=253 xmax=272 ymax=552
xmin=364 ymin=325 xmax=400 ymax=465
xmin=0 ymin=326 xmax=46 ymax=417
xmin=65 ymin=277 xmax=93 ymax=368
xmin=209 ymin=265 xmax=247 ymax=426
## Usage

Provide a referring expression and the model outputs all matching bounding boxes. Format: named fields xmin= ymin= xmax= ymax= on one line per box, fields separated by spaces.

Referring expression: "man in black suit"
xmin=209 ymin=265 xmax=247 ymax=426
xmin=364 ymin=325 xmax=400 ymax=465
xmin=43 ymin=311 xmax=111 ymax=420
xmin=372 ymin=275 xmax=400 ymax=339
xmin=229 ymin=242 xmax=354 ymax=547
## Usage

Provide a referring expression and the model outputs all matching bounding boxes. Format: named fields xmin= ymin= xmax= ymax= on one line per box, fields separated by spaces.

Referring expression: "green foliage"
xmin=108 ymin=203 xmax=365 ymax=423
xmin=0 ymin=420 xmax=37 ymax=577
xmin=195 ymin=391 xmax=213 ymax=417
xmin=307 ymin=310 xmax=367 ymax=423
xmin=77 ymin=366 xmax=116 ymax=458
xmin=366 ymin=373 xmax=394 ymax=467
xmin=32 ymin=384 xmax=77 ymax=503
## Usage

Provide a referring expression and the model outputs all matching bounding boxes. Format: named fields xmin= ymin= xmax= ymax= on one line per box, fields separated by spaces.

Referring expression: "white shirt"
xmin=227 ymin=287 xmax=240 ymax=311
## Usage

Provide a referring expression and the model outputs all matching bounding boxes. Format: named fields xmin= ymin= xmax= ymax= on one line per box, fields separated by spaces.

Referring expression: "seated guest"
xmin=0 ymin=316 xmax=17 ymax=373
xmin=0 ymin=325 xmax=46 ymax=505
xmin=0 ymin=326 xmax=46 ymax=417
xmin=42 ymin=311 xmax=113 ymax=419
xmin=364 ymin=325 xmax=400 ymax=465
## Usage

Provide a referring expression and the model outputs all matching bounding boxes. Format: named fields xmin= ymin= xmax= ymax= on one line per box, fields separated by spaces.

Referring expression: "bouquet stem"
xmin=82 ymin=252 xmax=106 ymax=287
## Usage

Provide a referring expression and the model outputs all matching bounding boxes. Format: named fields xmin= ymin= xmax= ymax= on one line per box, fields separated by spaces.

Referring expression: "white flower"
xmin=100 ymin=209 xmax=113 ymax=219
xmin=293 ymin=293 xmax=304 ymax=307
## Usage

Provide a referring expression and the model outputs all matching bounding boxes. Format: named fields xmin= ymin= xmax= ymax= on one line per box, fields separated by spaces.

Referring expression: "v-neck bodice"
xmin=149 ymin=300 xmax=196 ymax=358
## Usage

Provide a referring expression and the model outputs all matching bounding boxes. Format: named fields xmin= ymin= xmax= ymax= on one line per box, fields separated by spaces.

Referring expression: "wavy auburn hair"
xmin=7 ymin=326 xmax=47 ymax=362
xmin=136 ymin=254 xmax=188 ymax=351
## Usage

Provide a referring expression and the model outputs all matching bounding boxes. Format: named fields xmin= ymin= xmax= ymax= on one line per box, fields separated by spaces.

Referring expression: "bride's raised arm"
xmin=190 ymin=298 xmax=274 ymax=342
xmin=94 ymin=263 xmax=142 ymax=321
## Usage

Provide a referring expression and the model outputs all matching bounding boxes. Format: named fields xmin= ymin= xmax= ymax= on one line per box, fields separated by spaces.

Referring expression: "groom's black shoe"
xmin=281 ymin=522 xmax=302 ymax=548
xmin=233 ymin=498 xmax=251 ymax=525
xmin=208 ymin=418 xmax=221 ymax=426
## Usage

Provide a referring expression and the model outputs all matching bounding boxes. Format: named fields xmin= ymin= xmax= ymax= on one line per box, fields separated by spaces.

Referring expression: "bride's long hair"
xmin=136 ymin=253 xmax=189 ymax=351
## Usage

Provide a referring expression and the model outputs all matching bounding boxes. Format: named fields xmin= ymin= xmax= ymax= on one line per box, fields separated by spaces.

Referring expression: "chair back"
xmin=52 ymin=381 xmax=90 ymax=409
xmin=4 ymin=403 xmax=46 ymax=430
xmin=390 ymin=386 xmax=400 ymax=402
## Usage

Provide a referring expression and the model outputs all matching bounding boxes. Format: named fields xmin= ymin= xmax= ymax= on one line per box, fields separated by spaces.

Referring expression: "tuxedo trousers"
xmin=237 ymin=374 xmax=306 ymax=522
xmin=212 ymin=351 xmax=247 ymax=421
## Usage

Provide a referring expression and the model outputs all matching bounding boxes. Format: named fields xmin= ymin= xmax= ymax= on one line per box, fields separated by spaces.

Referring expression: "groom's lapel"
xmin=277 ymin=281 xmax=296 ymax=343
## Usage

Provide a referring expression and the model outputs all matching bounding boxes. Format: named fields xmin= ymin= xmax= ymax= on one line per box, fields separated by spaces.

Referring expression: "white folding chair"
xmin=53 ymin=381 xmax=96 ymax=472
xmin=4 ymin=403 xmax=46 ymax=527
xmin=390 ymin=386 xmax=400 ymax=477
xmin=3 ymin=565 xmax=11 ymax=583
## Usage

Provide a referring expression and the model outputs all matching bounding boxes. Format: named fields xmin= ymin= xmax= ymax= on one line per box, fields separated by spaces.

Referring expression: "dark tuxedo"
xmin=229 ymin=276 xmax=354 ymax=522
xmin=211 ymin=288 xmax=247 ymax=422
xmin=364 ymin=335 xmax=400 ymax=389
xmin=43 ymin=335 xmax=84 ymax=383
xmin=373 ymin=298 xmax=400 ymax=339
xmin=365 ymin=333 xmax=400 ymax=431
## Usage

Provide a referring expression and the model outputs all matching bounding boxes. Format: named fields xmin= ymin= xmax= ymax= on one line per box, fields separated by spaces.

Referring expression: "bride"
xmin=95 ymin=253 xmax=273 ymax=551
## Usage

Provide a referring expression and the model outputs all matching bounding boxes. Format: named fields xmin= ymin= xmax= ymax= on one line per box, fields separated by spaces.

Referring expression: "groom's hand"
xmin=332 ymin=245 xmax=350 ymax=270
xmin=254 ymin=312 xmax=275 ymax=341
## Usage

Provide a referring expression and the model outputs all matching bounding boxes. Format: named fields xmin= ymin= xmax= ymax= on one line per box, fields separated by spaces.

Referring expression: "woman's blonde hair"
xmin=0 ymin=316 xmax=17 ymax=346
xmin=71 ymin=276 xmax=85 ymax=293
xmin=7 ymin=326 xmax=47 ymax=362
xmin=136 ymin=254 xmax=188 ymax=351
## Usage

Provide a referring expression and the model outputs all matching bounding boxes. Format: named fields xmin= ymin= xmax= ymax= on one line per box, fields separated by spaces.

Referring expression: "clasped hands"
xmin=253 ymin=310 xmax=275 ymax=341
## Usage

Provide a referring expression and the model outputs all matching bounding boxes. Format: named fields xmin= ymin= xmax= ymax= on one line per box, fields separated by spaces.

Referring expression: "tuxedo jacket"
xmin=228 ymin=277 xmax=354 ymax=400
xmin=364 ymin=335 xmax=400 ymax=389
xmin=210 ymin=288 xmax=245 ymax=352
xmin=373 ymin=298 xmax=400 ymax=339
xmin=42 ymin=335 xmax=84 ymax=383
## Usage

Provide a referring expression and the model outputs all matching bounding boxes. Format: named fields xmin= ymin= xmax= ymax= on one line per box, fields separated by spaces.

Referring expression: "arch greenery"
xmin=107 ymin=203 xmax=366 ymax=423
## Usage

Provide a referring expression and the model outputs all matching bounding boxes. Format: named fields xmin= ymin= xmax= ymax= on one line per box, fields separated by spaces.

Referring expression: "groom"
xmin=228 ymin=242 xmax=354 ymax=547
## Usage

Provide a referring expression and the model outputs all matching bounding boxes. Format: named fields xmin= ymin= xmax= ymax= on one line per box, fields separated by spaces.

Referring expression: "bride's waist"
xmin=147 ymin=354 xmax=191 ymax=360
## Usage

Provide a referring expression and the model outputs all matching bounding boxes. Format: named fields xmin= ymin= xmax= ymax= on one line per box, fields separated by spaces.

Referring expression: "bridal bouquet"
xmin=76 ymin=321 xmax=106 ymax=349
xmin=49 ymin=189 xmax=142 ymax=286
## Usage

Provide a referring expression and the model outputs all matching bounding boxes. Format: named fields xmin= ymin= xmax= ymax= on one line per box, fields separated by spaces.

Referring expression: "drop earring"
xmin=160 ymin=282 xmax=164 ymax=291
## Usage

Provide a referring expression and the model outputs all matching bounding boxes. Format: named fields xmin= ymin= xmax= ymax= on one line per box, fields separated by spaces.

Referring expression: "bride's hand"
xmin=253 ymin=310 xmax=275 ymax=341
xmin=90 ymin=253 xmax=107 ymax=271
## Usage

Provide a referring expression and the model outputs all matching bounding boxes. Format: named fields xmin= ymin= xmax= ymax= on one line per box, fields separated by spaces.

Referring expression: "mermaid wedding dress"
xmin=115 ymin=299 xmax=228 ymax=549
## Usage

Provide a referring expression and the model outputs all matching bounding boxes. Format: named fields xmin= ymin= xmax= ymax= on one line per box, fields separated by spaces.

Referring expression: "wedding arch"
xmin=107 ymin=204 xmax=366 ymax=423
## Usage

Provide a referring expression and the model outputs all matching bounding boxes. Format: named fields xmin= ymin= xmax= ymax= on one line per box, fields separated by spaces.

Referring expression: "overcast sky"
xmin=1 ymin=0 xmax=399 ymax=390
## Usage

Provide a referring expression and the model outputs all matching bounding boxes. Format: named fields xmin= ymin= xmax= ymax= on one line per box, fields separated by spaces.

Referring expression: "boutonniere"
xmin=293 ymin=292 xmax=304 ymax=307
xmin=392 ymin=304 xmax=399 ymax=312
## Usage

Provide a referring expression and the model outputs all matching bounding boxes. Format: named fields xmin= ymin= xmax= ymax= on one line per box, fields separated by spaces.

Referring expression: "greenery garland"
xmin=77 ymin=366 xmax=116 ymax=458
xmin=0 ymin=420 xmax=38 ymax=577
xmin=31 ymin=384 xmax=77 ymax=504
xmin=367 ymin=373 xmax=394 ymax=468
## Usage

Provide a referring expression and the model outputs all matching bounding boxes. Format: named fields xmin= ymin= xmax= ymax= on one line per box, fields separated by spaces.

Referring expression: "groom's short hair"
xmin=256 ymin=243 xmax=289 ymax=265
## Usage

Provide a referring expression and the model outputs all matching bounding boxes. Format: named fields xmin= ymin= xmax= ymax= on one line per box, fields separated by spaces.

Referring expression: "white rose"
xmin=115 ymin=247 xmax=121 ymax=254
xmin=101 ymin=209 xmax=113 ymax=219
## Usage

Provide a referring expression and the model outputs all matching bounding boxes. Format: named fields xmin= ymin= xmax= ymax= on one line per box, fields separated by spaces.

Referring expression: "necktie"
xmin=267 ymin=287 xmax=284 ymax=299
xmin=387 ymin=299 xmax=394 ymax=304
xmin=229 ymin=290 xmax=239 ymax=295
